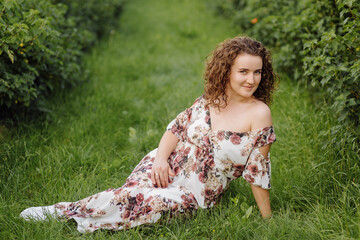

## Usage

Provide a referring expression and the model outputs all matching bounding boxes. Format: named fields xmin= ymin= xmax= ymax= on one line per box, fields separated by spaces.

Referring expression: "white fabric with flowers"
xmin=54 ymin=95 xmax=276 ymax=232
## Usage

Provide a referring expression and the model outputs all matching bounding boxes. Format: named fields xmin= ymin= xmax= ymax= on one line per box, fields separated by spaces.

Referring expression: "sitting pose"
xmin=20 ymin=36 xmax=278 ymax=233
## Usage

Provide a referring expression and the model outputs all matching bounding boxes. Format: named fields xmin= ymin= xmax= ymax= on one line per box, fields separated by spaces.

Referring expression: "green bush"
xmin=213 ymin=0 xmax=360 ymax=128
xmin=0 ymin=0 xmax=123 ymax=119
xmin=54 ymin=0 xmax=123 ymax=43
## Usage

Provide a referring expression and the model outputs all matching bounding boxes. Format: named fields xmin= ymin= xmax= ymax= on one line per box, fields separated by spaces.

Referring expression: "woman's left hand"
xmin=151 ymin=158 xmax=175 ymax=188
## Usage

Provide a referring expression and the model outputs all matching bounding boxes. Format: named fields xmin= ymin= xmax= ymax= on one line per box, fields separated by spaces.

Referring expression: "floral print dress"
xmin=54 ymin=96 xmax=276 ymax=233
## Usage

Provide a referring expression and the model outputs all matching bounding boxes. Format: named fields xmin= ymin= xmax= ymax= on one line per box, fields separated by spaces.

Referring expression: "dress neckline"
xmin=202 ymin=97 xmax=273 ymax=136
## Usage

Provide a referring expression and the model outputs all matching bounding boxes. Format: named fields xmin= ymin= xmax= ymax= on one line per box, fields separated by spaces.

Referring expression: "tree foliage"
xmin=214 ymin=0 xmax=360 ymax=129
xmin=0 ymin=0 xmax=123 ymax=119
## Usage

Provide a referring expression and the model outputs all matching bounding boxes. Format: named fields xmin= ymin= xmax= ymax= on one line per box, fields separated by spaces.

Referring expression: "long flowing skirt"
xmin=54 ymin=149 xmax=198 ymax=233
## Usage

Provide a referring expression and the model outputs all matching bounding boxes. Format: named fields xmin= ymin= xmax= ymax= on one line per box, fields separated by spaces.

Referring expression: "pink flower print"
xmin=171 ymin=125 xmax=182 ymax=137
xmin=184 ymin=147 xmax=191 ymax=155
xmin=171 ymin=204 xmax=179 ymax=211
xmin=241 ymin=149 xmax=248 ymax=156
xmin=114 ymin=188 xmax=123 ymax=195
xmin=206 ymin=159 xmax=215 ymax=168
xmin=201 ymin=158 xmax=214 ymax=170
xmin=124 ymin=223 xmax=131 ymax=230
xmin=192 ymin=162 xmax=197 ymax=172
xmin=116 ymin=222 xmax=125 ymax=227
xmin=202 ymin=135 xmax=210 ymax=145
xmin=230 ymin=133 xmax=241 ymax=145
xmin=123 ymin=210 xmax=130 ymax=219
xmin=186 ymin=109 xmax=192 ymax=122
xmin=189 ymin=193 xmax=195 ymax=200
xmin=204 ymin=188 xmax=214 ymax=198
xmin=217 ymin=131 xmax=225 ymax=141
xmin=174 ymin=155 xmax=182 ymax=164
xmin=173 ymin=166 xmax=180 ymax=175
xmin=268 ymin=132 xmax=276 ymax=143
xmin=133 ymin=204 xmax=141 ymax=213
xmin=181 ymin=194 xmax=196 ymax=209
xmin=203 ymin=188 xmax=216 ymax=205
xmin=144 ymin=196 xmax=153 ymax=204
xmin=141 ymin=205 xmax=152 ymax=214
xmin=181 ymin=195 xmax=190 ymax=208
xmin=136 ymin=193 xmax=144 ymax=204
xmin=198 ymin=171 xmax=206 ymax=183
xmin=126 ymin=180 xmax=139 ymax=188
xmin=216 ymin=184 xmax=223 ymax=194
xmin=243 ymin=174 xmax=255 ymax=183
xmin=98 ymin=210 xmax=106 ymax=216
xmin=85 ymin=208 xmax=94 ymax=215
xmin=232 ymin=164 xmax=245 ymax=178
xmin=247 ymin=164 xmax=259 ymax=176
xmin=195 ymin=147 xmax=202 ymax=159
xmin=205 ymin=114 xmax=210 ymax=124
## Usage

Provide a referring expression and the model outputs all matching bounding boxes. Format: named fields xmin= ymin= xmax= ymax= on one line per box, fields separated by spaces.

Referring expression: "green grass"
xmin=1 ymin=0 xmax=359 ymax=239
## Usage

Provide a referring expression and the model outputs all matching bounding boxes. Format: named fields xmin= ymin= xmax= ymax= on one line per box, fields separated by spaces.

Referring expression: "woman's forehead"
xmin=233 ymin=54 xmax=263 ymax=68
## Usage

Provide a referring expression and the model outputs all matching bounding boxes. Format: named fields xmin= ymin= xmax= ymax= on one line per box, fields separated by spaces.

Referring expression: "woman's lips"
xmin=242 ymin=86 xmax=253 ymax=89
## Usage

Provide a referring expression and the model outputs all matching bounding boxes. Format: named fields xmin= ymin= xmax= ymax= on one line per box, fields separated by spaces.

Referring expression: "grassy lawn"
xmin=1 ymin=0 xmax=359 ymax=239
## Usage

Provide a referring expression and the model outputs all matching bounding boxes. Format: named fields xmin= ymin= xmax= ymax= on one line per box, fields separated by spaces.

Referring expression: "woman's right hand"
xmin=151 ymin=158 xmax=175 ymax=188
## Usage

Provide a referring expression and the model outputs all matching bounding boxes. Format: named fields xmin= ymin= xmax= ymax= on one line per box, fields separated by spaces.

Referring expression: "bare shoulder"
xmin=249 ymin=100 xmax=273 ymax=130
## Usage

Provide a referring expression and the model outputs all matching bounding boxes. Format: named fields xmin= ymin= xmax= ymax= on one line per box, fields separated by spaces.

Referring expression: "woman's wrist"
xmin=154 ymin=156 xmax=169 ymax=164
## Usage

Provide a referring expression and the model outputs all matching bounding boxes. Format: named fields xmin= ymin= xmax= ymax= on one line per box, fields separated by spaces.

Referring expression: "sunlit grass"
xmin=0 ymin=0 xmax=359 ymax=239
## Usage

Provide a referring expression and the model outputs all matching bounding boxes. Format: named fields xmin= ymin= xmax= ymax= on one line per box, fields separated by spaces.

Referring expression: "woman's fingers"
xmin=150 ymin=170 xmax=156 ymax=186
xmin=155 ymin=172 xmax=161 ymax=188
xmin=168 ymin=168 xmax=175 ymax=177
xmin=151 ymin=163 xmax=173 ymax=188
xmin=164 ymin=171 xmax=169 ymax=187
xmin=155 ymin=170 xmax=168 ymax=188
xmin=151 ymin=168 xmax=160 ymax=188
xmin=159 ymin=171 xmax=168 ymax=188
xmin=168 ymin=168 xmax=174 ymax=183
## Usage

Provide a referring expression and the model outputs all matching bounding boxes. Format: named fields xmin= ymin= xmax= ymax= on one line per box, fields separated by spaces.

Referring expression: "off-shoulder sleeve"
xmin=166 ymin=108 xmax=192 ymax=141
xmin=242 ymin=126 xmax=276 ymax=189
xmin=166 ymin=97 xmax=201 ymax=141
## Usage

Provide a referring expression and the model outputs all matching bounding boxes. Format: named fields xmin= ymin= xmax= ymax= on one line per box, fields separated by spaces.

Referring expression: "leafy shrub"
xmin=213 ymin=0 xmax=360 ymax=129
xmin=0 ymin=0 xmax=123 ymax=119
xmin=54 ymin=0 xmax=123 ymax=44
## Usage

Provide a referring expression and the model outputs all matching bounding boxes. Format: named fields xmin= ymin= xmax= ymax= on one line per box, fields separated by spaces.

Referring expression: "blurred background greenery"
xmin=0 ymin=0 xmax=359 ymax=239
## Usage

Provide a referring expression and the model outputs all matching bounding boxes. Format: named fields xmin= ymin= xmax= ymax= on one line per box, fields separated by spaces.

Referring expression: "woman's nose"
xmin=247 ymin=73 xmax=255 ymax=84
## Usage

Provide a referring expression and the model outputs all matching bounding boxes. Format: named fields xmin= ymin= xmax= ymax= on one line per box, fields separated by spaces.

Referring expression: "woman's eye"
xmin=239 ymin=71 xmax=247 ymax=74
xmin=255 ymin=71 xmax=262 ymax=75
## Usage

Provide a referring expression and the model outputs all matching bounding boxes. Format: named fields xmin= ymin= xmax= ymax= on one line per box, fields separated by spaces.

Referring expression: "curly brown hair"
xmin=204 ymin=36 xmax=278 ymax=108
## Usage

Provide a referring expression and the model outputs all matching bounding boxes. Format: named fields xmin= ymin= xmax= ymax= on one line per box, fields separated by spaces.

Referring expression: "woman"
xmin=20 ymin=36 xmax=278 ymax=233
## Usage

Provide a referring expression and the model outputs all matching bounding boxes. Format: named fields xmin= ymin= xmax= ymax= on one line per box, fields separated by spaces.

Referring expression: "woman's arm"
xmin=151 ymin=131 xmax=178 ymax=188
xmin=249 ymin=102 xmax=273 ymax=219
xmin=251 ymin=183 xmax=272 ymax=219
xmin=251 ymin=144 xmax=272 ymax=219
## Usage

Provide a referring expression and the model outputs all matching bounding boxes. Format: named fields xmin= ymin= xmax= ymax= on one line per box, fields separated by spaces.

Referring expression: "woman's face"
xmin=226 ymin=53 xmax=263 ymax=101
